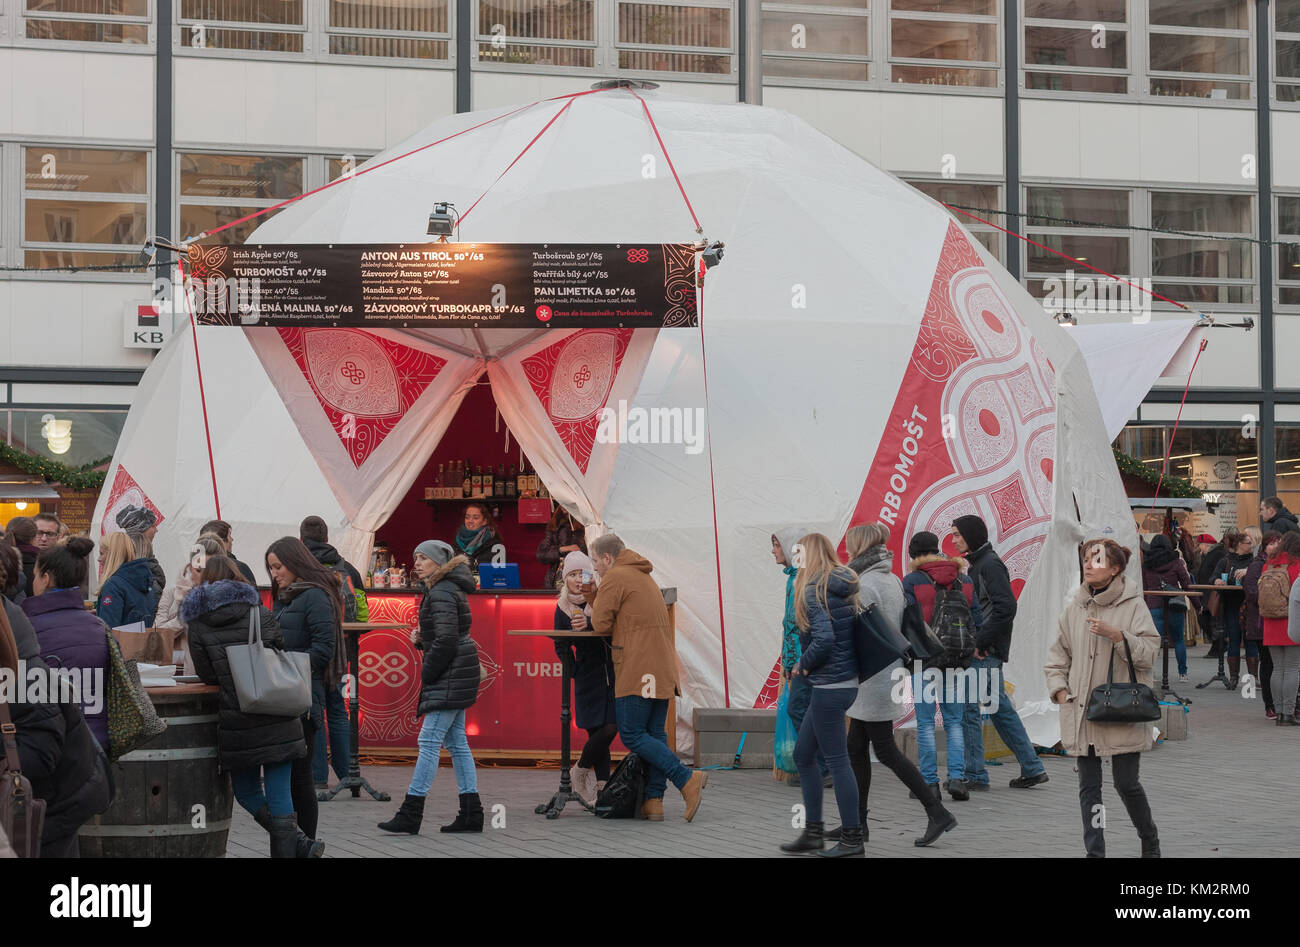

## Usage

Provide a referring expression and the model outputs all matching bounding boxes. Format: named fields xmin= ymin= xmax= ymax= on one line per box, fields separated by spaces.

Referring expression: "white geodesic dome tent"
xmin=95 ymin=86 xmax=1148 ymax=748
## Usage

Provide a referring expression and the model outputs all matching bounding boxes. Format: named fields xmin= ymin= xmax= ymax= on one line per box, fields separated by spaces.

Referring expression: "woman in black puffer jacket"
xmin=1 ymin=600 xmax=111 ymax=857
xmin=184 ymin=556 xmax=317 ymax=858
xmin=379 ymin=540 xmax=481 ymax=837
xmin=781 ymin=533 xmax=864 ymax=859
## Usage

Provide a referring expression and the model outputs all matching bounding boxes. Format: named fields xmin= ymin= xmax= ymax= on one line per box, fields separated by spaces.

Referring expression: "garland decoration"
xmin=0 ymin=444 xmax=111 ymax=491
xmin=1112 ymin=447 xmax=1203 ymax=499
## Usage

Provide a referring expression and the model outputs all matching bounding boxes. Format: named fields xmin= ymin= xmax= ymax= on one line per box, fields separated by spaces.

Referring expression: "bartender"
xmin=455 ymin=502 xmax=502 ymax=574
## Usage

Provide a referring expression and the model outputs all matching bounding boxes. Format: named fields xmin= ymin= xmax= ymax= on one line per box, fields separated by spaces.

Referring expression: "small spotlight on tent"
xmin=139 ymin=236 xmax=187 ymax=266
xmin=427 ymin=202 xmax=457 ymax=237
xmin=701 ymin=241 xmax=725 ymax=270
xmin=1055 ymin=311 xmax=1077 ymax=327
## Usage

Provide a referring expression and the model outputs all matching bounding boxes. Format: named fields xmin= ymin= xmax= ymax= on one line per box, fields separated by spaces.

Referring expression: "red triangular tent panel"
xmin=101 ymin=464 xmax=166 ymax=536
xmin=279 ymin=328 xmax=448 ymax=468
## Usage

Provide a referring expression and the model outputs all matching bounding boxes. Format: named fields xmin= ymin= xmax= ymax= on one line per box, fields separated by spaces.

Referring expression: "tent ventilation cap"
xmin=590 ymin=79 xmax=659 ymax=91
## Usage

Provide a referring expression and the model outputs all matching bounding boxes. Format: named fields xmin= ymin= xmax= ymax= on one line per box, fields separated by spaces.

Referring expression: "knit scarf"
xmin=848 ymin=544 xmax=892 ymax=575
xmin=456 ymin=526 xmax=491 ymax=556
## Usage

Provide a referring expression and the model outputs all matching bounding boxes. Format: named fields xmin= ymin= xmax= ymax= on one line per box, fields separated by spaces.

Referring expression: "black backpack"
xmin=929 ymin=583 xmax=977 ymax=670
xmin=594 ymin=752 xmax=646 ymax=819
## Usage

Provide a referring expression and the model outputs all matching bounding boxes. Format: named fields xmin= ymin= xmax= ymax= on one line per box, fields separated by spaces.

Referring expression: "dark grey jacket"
xmin=966 ymin=542 xmax=1017 ymax=661
xmin=416 ymin=559 xmax=481 ymax=714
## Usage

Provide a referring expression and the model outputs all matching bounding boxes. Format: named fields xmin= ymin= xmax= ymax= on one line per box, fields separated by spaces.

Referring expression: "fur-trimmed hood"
xmin=181 ymin=579 xmax=261 ymax=624
xmin=908 ymin=553 xmax=968 ymax=572
xmin=423 ymin=554 xmax=476 ymax=592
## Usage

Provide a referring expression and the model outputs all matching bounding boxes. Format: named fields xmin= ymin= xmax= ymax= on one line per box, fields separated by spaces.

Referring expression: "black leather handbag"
xmin=1085 ymin=634 xmax=1161 ymax=723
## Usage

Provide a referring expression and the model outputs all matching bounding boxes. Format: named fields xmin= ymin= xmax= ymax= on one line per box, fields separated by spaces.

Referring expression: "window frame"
xmin=1273 ymin=0 xmax=1300 ymax=106
xmin=15 ymin=144 xmax=154 ymax=282
xmin=887 ymin=3 xmax=1002 ymax=90
xmin=760 ymin=1 xmax=871 ymax=84
xmin=1019 ymin=0 xmax=1257 ymax=107
xmin=1277 ymin=193 xmax=1300 ymax=309
xmin=13 ymin=0 xmax=155 ymax=53
xmin=472 ymin=0 xmax=600 ymax=71
xmin=1021 ymin=0 xmax=1131 ymax=98
xmin=175 ymin=149 xmax=308 ymax=247
xmin=1147 ymin=187 xmax=1257 ymax=307
xmin=903 ymin=176 xmax=1005 ymax=263
xmin=1020 ymin=183 xmax=1135 ymax=310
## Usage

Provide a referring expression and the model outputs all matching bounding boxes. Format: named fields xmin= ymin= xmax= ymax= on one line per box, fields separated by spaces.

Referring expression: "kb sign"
xmin=123 ymin=301 xmax=171 ymax=349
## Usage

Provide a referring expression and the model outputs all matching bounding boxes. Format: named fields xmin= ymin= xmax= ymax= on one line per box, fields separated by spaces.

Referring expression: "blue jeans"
xmin=1149 ymin=606 xmax=1187 ymax=676
xmin=230 ymin=761 xmax=294 ymax=817
xmin=963 ymin=654 xmax=1045 ymax=785
xmin=407 ymin=709 xmax=478 ymax=797
xmin=793 ymin=685 xmax=859 ymax=827
xmin=1222 ymin=602 xmax=1259 ymax=659
xmin=913 ymin=670 xmax=966 ymax=784
xmin=615 ymin=695 xmax=691 ymax=799
xmin=312 ymin=679 xmax=351 ymax=784
xmin=786 ymin=673 xmax=828 ymax=776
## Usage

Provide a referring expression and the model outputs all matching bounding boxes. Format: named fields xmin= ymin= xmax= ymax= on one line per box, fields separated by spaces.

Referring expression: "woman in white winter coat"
xmin=1045 ymin=538 xmax=1162 ymax=858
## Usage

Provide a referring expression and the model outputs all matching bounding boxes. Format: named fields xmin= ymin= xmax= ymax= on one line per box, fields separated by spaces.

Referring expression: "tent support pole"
xmin=697 ymin=290 xmax=731 ymax=708
xmin=180 ymin=260 xmax=222 ymax=519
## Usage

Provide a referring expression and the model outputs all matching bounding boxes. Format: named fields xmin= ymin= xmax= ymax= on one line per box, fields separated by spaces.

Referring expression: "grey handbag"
xmin=227 ymin=608 xmax=312 ymax=717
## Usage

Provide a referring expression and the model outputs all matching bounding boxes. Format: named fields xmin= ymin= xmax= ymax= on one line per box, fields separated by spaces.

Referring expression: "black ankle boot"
xmin=1141 ymin=836 xmax=1162 ymax=858
xmin=252 ymin=804 xmax=271 ymax=831
xmin=268 ymin=814 xmax=299 ymax=858
xmin=915 ymin=803 xmax=957 ymax=847
xmin=295 ymin=831 xmax=325 ymax=857
xmin=825 ymin=806 xmax=868 ymax=842
xmin=441 ymin=792 xmax=485 ymax=833
xmin=780 ymin=822 xmax=825 ymax=853
xmin=819 ymin=825 xmax=865 ymax=858
xmin=378 ymin=794 xmax=426 ymax=834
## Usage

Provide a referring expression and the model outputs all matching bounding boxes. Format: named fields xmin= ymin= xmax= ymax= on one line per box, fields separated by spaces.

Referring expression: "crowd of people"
xmin=3 ymin=490 xmax=1295 ymax=861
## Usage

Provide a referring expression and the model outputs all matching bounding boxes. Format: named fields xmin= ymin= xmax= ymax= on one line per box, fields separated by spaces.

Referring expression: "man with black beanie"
xmin=950 ymin=514 xmax=1049 ymax=791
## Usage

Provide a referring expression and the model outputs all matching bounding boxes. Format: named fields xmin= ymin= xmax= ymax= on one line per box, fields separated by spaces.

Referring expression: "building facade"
xmin=0 ymin=0 xmax=1296 ymax=531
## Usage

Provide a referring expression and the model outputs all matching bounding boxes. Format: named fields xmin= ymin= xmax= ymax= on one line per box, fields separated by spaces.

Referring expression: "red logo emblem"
xmin=627 ymin=248 xmax=649 ymax=263
xmin=536 ymin=305 xmax=553 ymax=322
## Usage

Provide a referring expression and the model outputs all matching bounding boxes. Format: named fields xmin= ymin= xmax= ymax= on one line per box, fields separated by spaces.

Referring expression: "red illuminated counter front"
xmin=264 ymin=587 xmax=675 ymax=757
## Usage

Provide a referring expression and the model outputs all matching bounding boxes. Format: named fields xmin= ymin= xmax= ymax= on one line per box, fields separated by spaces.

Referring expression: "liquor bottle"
xmin=527 ymin=464 xmax=539 ymax=497
xmin=495 ymin=464 xmax=505 ymax=498
xmin=516 ymin=462 xmax=527 ymax=497
xmin=506 ymin=465 xmax=517 ymax=498
xmin=473 ymin=464 xmax=483 ymax=497
xmin=539 ymin=478 xmax=549 ymax=500
xmin=437 ymin=462 xmax=445 ymax=489
xmin=484 ymin=465 xmax=494 ymax=497
xmin=462 ymin=461 xmax=471 ymax=498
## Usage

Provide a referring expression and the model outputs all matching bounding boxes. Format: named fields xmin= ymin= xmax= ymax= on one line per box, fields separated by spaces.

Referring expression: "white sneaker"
xmin=1178 ymin=674 xmax=1190 ymax=683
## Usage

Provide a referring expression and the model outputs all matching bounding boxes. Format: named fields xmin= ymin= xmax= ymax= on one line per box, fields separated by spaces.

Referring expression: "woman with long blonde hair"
xmin=95 ymin=530 xmax=160 ymax=629
xmin=781 ymin=533 xmax=865 ymax=858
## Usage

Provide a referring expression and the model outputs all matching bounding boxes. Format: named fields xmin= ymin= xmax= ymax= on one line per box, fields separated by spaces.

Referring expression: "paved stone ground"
xmin=226 ymin=643 xmax=1294 ymax=858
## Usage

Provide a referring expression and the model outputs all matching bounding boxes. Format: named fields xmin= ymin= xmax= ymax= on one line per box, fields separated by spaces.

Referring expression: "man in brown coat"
xmin=585 ymin=533 xmax=707 ymax=822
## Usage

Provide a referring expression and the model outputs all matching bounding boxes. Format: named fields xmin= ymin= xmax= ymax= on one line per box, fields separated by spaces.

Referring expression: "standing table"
xmin=1187 ymin=585 xmax=1237 ymax=691
xmin=1146 ymin=588 xmax=1201 ymax=705
xmin=319 ymin=621 xmax=411 ymax=802
xmin=508 ymin=628 xmax=611 ymax=819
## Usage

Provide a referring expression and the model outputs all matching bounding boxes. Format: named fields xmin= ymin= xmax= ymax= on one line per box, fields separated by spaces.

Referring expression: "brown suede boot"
xmin=640 ymin=798 xmax=664 ymax=821
xmin=1245 ymin=656 xmax=1259 ymax=687
xmin=1227 ymin=656 xmax=1240 ymax=689
xmin=680 ymin=771 xmax=709 ymax=822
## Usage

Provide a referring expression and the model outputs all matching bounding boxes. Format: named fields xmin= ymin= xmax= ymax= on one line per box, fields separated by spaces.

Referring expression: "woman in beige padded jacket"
xmin=1045 ymin=538 xmax=1162 ymax=859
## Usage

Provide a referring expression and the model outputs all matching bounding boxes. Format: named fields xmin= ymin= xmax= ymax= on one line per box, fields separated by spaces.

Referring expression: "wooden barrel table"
xmin=79 ymin=684 xmax=234 ymax=858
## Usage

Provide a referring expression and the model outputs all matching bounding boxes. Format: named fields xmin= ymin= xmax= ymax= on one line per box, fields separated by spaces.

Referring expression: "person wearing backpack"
xmin=1262 ymin=531 xmax=1300 ymax=725
xmin=951 ymin=515 xmax=1049 ymax=791
xmin=1141 ymin=535 xmax=1193 ymax=683
xmin=300 ymin=515 xmax=366 ymax=793
xmin=1243 ymin=529 xmax=1279 ymax=717
xmin=901 ymin=531 xmax=980 ymax=806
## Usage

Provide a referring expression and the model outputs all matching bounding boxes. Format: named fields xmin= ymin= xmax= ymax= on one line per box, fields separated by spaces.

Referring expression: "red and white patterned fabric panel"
xmin=100 ymin=465 xmax=165 ymax=536
xmin=278 ymin=327 xmax=448 ymax=469
xmin=520 ymin=328 xmax=635 ymax=474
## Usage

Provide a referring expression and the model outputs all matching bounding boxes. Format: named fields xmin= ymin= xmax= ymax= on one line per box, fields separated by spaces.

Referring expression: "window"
xmin=22 ymin=147 xmax=150 ymax=271
xmin=327 ymin=155 xmax=373 ymax=182
xmin=23 ymin=0 xmax=150 ymax=45
xmin=761 ymin=0 xmax=870 ymax=82
xmin=1023 ymin=0 xmax=1128 ymax=95
xmin=1275 ymin=427 xmax=1300 ymax=496
xmin=5 ymin=408 xmax=129 ymax=469
xmin=327 ymin=0 xmax=450 ymax=59
xmin=1279 ymin=196 xmax=1300 ymax=306
xmin=476 ymin=0 xmax=596 ymax=68
xmin=889 ymin=0 xmax=999 ymax=88
xmin=1147 ymin=0 xmax=1252 ymax=100
xmin=178 ymin=153 xmax=303 ymax=246
xmin=616 ymin=1 xmax=733 ymax=75
xmin=1150 ymin=191 xmax=1253 ymax=304
xmin=1022 ymin=186 xmax=1132 ymax=304
xmin=1278 ymin=0 xmax=1300 ymax=102
xmin=178 ymin=0 xmax=306 ymax=54
xmin=905 ymin=180 xmax=1003 ymax=262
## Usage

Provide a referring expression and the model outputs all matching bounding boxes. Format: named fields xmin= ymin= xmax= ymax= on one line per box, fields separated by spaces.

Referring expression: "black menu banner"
xmin=185 ymin=242 xmax=698 ymax=329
